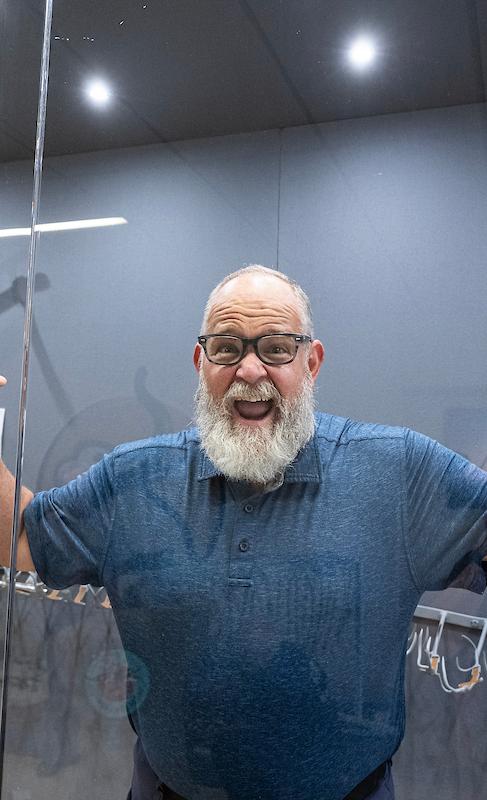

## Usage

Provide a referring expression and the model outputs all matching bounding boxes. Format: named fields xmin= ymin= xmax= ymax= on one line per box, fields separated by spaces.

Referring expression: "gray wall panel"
xmin=279 ymin=103 xmax=487 ymax=458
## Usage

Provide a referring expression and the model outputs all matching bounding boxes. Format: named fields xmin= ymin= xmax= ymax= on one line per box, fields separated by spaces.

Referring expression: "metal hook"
xmin=440 ymin=655 xmax=481 ymax=693
xmin=435 ymin=657 xmax=453 ymax=693
xmin=456 ymin=635 xmax=478 ymax=673
xmin=406 ymin=629 xmax=418 ymax=655
xmin=416 ymin=628 xmax=431 ymax=671
xmin=410 ymin=606 xmax=487 ymax=693
xmin=425 ymin=611 xmax=447 ymax=675
xmin=440 ymin=618 xmax=487 ymax=692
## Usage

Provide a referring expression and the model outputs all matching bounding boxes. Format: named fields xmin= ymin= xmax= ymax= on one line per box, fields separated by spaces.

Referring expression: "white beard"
xmin=194 ymin=372 xmax=316 ymax=485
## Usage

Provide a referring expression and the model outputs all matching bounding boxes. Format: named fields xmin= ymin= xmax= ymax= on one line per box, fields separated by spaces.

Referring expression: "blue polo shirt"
xmin=24 ymin=412 xmax=487 ymax=800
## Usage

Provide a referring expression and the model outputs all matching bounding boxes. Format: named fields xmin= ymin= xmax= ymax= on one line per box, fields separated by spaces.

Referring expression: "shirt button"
xmin=244 ymin=503 xmax=254 ymax=513
xmin=239 ymin=539 xmax=250 ymax=552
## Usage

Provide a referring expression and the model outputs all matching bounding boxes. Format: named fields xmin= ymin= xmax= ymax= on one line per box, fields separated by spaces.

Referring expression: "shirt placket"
xmin=228 ymin=499 xmax=259 ymax=587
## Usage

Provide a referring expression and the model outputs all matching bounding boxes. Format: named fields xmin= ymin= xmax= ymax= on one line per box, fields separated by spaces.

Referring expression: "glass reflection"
xmin=1 ymin=2 xmax=486 ymax=799
xmin=0 ymin=0 xmax=50 ymax=793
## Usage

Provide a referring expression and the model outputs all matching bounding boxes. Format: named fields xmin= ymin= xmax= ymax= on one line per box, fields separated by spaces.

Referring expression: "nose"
xmin=234 ymin=350 xmax=269 ymax=384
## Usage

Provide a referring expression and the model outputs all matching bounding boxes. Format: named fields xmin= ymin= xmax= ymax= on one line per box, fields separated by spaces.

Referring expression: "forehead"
xmin=207 ymin=274 xmax=303 ymax=332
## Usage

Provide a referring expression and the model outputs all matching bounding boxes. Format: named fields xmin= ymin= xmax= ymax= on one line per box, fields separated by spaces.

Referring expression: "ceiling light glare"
xmin=86 ymin=79 xmax=111 ymax=105
xmin=0 ymin=217 xmax=127 ymax=238
xmin=348 ymin=37 xmax=376 ymax=69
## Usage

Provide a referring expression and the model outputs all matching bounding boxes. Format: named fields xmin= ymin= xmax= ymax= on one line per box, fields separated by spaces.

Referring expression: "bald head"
xmin=201 ymin=265 xmax=314 ymax=337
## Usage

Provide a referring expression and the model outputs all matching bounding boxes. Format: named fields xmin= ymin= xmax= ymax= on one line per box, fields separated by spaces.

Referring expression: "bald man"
xmin=1 ymin=265 xmax=486 ymax=800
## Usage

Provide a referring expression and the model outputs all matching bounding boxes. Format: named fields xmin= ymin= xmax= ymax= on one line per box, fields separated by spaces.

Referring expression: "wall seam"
xmin=276 ymin=128 xmax=283 ymax=270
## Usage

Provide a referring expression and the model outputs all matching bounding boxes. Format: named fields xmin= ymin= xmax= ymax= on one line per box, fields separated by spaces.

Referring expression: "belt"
xmin=158 ymin=760 xmax=389 ymax=800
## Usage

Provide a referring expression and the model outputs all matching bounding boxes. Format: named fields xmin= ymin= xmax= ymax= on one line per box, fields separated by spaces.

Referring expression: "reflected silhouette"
xmin=0 ymin=274 xmax=174 ymax=489
xmin=0 ymin=273 xmax=75 ymax=421
xmin=134 ymin=366 xmax=169 ymax=431
xmin=36 ymin=371 xmax=173 ymax=490
xmin=0 ymin=274 xmax=49 ymax=316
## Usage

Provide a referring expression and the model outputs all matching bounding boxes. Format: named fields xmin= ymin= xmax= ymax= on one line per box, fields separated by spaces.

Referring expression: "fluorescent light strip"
xmin=0 ymin=216 xmax=127 ymax=238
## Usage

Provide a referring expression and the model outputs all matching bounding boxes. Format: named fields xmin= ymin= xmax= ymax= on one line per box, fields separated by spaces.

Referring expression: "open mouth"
xmin=234 ymin=399 xmax=274 ymax=421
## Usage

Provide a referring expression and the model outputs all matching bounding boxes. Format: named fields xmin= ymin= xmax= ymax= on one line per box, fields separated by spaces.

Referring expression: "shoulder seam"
xmin=112 ymin=442 xmax=190 ymax=460
xmin=315 ymin=432 xmax=405 ymax=444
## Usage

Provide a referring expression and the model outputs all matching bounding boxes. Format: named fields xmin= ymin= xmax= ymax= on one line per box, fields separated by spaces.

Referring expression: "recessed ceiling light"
xmin=348 ymin=37 xmax=376 ymax=69
xmin=86 ymin=79 xmax=111 ymax=105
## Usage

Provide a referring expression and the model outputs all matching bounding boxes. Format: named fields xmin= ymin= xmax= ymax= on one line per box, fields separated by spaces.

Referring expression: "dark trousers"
xmin=126 ymin=738 xmax=185 ymax=800
xmin=360 ymin=762 xmax=394 ymax=799
xmin=127 ymin=737 xmax=395 ymax=800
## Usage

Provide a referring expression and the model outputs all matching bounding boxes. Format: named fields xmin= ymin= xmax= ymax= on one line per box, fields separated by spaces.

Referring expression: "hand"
xmin=0 ymin=376 xmax=7 ymax=387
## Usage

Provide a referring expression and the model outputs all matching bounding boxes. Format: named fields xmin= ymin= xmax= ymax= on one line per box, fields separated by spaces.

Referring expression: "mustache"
xmin=221 ymin=380 xmax=282 ymax=413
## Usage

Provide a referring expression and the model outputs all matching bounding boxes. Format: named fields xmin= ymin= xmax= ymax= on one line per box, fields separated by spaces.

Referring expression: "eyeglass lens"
xmin=206 ymin=335 xmax=298 ymax=364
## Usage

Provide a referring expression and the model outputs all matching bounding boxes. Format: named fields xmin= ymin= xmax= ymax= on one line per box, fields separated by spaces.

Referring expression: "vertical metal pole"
xmin=0 ymin=0 xmax=53 ymax=791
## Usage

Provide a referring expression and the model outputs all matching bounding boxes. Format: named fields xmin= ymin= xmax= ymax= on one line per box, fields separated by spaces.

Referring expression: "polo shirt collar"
xmin=197 ymin=428 xmax=322 ymax=484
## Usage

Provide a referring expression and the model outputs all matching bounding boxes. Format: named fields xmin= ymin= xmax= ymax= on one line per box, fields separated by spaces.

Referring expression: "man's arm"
xmin=405 ymin=428 xmax=487 ymax=592
xmin=0 ymin=375 xmax=35 ymax=572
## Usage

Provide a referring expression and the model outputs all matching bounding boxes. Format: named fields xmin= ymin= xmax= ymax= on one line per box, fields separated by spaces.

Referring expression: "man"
xmin=0 ymin=265 xmax=486 ymax=800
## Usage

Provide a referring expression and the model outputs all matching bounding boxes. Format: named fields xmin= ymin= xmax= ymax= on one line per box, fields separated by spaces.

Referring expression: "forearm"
xmin=0 ymin=459 xmax=35 ymax=570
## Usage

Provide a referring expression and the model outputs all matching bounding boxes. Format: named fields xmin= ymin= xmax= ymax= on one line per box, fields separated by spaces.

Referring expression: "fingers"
xmin=0 ymin=376 xmax=7 ymax=387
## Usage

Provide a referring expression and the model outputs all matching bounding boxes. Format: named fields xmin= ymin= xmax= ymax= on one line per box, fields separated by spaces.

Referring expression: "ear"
xmin=193 ymin=343 xmax=203 ymax=373
xmin=307 ymin=339 xmax=325 ymax=382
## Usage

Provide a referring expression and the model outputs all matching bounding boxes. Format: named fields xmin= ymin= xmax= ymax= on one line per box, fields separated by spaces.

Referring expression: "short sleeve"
xmin=23 ymin=453 xmax=115 ymax=589
xmin=405 ymin=429 xmax=487 ymax=591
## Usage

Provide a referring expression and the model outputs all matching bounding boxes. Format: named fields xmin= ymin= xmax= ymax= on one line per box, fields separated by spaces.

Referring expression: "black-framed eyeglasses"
xmin=197 ymin=333 xmax=311 ymax=366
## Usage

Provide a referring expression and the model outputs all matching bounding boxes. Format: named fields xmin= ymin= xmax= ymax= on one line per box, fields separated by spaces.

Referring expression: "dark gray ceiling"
xmin=1 ymin=0 xmax=487 ymax=162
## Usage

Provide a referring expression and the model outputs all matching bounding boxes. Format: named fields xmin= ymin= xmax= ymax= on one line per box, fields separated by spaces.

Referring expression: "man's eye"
xmin=267 ymin=345 xmax=284 ymax=354
xmin=263 ymin=341 xmax=292 ymax=355
xmin=217 ymin=344 xmax=238 ymax=354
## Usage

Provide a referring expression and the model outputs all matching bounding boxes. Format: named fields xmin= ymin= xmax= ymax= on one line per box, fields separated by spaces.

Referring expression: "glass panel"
xmin=3 ymin=1 xmax=487 ymax=799
xmin=0 ymin=0 xmax=48 ymax=792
